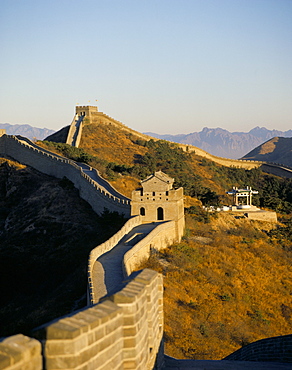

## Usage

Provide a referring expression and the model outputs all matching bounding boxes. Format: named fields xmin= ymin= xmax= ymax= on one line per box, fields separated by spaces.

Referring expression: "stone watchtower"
xmin=131 ymin=171 xmax=185 ymax=240
xmin=75 ymin=105 xmax=98 ymax=121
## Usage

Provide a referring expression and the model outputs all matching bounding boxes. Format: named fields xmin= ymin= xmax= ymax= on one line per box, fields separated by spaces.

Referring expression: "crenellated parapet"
xmin=131 ymin=171 xmax=185 ymax=240
xmin=0 ymin=135 xmax=131 ymax=216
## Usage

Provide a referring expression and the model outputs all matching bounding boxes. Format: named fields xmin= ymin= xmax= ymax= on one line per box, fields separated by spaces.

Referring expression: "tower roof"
xmin=142 ymin=171 xmax=174 ymax=186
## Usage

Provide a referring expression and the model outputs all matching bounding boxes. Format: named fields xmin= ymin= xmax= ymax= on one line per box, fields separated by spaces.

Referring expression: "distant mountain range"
xmin=144 ymin=127 xmax=292 ymax=159
xmin=0 ymin=123 xmax=55 ymax=140
xmin=2 ymin=123 xmax=292 ymax=161
xmin=242 ymin=137 xmax=292 ymax=167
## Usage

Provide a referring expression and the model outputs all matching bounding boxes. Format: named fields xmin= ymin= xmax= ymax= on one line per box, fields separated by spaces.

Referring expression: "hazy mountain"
xmin=0 ymin=123 xmax=55 ymax=140
xmin=144 ymin=127 xmax=292 ymax=159
xmin=242 ymin=137 xmax=292 ymax=167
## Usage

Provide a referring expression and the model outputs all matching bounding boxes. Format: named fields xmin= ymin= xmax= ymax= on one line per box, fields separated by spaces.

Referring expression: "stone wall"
xmin=14 ymin=269 xmax=162 ymax=370
xmin=224 ymin=334 xmax=292 ymax=363
xmin=0 ymin=135 xmax=131 ymax=217
xmin=66 ymin=114 xmax=84 ymax=148
xmin=123 ymin=220 xmax=179 ymax=277
xmin=245 ymin=211 xmax=278 ymax=223
xmin=0 ymin=136 xmax=167 ymax=369
xmin=260 ymin=163 xmax=292 ymax=179
xmin=0 ymin=335 xmax=42 ymax=370
xmin=1 ymin=132 xmax=291 ymax=369
xmin=88 ymin=215 xmax=142 ymax=305
xmin=0 ymin=270 xmax=163 ymax=370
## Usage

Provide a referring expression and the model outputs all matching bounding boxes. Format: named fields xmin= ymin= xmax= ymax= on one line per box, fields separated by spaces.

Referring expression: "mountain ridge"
xmin=0 ymin=123 xmax=55 ymax=140
xmin=144 ymin=126 xmax=292 ymax=159
xmin=242 ymin=137 xmax=292 ymax=167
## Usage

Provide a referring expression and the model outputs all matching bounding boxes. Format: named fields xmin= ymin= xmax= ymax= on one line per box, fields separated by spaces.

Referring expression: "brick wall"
xmin=224 ymin=334 xmax=292 ymax=363
xmin=0 ymin=269 xmax=163 ymax=370
xmin=0 ymin=135 xmax=131 ymax=217
xmin=0 ymin=335 xmax=42 ymax=370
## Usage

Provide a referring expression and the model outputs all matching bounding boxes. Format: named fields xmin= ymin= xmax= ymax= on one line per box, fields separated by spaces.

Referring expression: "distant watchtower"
xmin=131 ymin=171 xmax=185 ymax=239
xmin=75 ymin=106 xmax=98 ymax=121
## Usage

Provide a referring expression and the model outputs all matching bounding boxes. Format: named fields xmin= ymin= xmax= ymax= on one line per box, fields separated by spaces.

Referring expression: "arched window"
xmin=157 ymin=207 xmax=164 ymax=220
xmin=140 ymin=207 xmax=145 ymax=216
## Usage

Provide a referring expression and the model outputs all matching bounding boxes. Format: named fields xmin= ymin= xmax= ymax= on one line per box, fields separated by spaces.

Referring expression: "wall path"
xmin=0 ymin=135 xmax=131 ymax=217
xmin=1 ymin=134 xmax=291 ymax=369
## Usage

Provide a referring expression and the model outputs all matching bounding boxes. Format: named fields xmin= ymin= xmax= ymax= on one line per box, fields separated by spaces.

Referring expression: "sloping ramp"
xmin=92 ymin=222 xmax=158 ymax=301
xmin=66 ymin=114 xmax=84 ymax=147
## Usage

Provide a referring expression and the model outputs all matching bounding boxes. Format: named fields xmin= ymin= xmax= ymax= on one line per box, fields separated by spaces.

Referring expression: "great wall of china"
xmin=0 ymin=109 xmax=291 ymax=369
xmin=68 ymin=106 xmax=292 ymax=179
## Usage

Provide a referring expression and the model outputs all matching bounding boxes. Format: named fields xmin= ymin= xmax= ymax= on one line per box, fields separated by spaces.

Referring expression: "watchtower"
xmin=131 ymin=171 xmax=185 ymax=239
xmin=75 ymin=106 xmax=98 ymax=121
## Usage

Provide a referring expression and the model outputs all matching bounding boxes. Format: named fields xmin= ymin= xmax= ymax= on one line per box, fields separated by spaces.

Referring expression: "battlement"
xmin=75 ymin=105 xmax=98 ymax=117
xmin=132 ymin=187 xmax=184 ymax=203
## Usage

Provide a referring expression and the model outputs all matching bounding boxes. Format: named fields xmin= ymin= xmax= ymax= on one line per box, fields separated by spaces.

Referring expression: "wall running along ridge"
xmin=0 ymin=133 xmax=291 ymax=369
xmin=0 ymin=135 xmax=131 ymax=217
xmin=224 ymin=334 xmax=292 ymax=363
xmin=75 ymin=105 xmax=292 ymax=177
xmin=30 ymin=269 xmax=164 ymax=370
xmin=0 ymin=135 xmax=166 ymax=369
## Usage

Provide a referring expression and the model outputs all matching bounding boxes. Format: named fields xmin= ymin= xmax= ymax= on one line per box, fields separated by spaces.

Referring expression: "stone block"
xmin=0 ymin=335 xmax=42 ymax=370
xmin=134 ymin=269 xmax=158 ymax=285
xmin=124 ymin=326 xmax=138 ymax=337
xmin=45 ymin=320 xmax=82 ymax=340
xmin=99 ymin=352 xmax=124 ymax=370
xmin=0 ymin=353 xmax=11 ymax=369
xmin=0 ymin=345 xmax=23 ymax=365
xmin=91 ymin=300 xmax=123 ymax=323
xmin=45 ymin=334 xmax=87 ymax=356
xmin=46 ymin=353 xmax=80 ymax=369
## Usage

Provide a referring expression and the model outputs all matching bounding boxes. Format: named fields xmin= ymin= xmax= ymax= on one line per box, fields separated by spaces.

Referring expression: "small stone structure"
xmin=0 ymin=129 xmax=6 ymax=137
xmin=131 ymin=171 xmax=185 ymax=240
xmin=225 ymin=185 xmax=277 ymax=222
xmin=226 ymin=186 xmax=258 ymax=207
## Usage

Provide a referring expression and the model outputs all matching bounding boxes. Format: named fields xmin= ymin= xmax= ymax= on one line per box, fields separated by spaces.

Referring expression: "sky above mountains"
xmin=1 ymin=0 xmax=291 ymax=134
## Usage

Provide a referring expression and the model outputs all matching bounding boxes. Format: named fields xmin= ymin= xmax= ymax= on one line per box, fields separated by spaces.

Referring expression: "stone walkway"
xmin=163 ymin=356 xmax=292 ymax=369
xmin=77 ymin=162 xmax=130 ymax=201
xmin=92 ymin=222 xmax=159 ymax=301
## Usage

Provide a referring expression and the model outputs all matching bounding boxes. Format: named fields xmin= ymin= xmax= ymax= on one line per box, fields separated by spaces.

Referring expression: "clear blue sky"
xmin=1 ymin=0 xmax=291 ymax=134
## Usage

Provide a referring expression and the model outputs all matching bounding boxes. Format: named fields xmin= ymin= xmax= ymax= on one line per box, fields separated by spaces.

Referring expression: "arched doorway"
xmin=157 ymin=207 xmax=164 ymax=220
xmin=140 ymin=207 xmax=145 ymax=216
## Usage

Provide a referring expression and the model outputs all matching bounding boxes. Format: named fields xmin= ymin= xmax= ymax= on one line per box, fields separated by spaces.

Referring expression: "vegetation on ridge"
xmin=39 ymin=135 xmax=292 ymax=213
xmin=138 ymin=210 xmax=292 ymax=360
xmin=15 ymin=121 xmax=291 ymax=359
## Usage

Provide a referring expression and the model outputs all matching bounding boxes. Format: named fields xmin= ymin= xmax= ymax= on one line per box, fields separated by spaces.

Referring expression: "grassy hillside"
xmin=138 ymin=210 xmax=292 ymax=360
xmin=35 ymin=121 xmax=292 ymax=359
xmin=243 ymin=137 xmax=292 ymax=167
xmin=39 ymin=128 xmax=292 ymax=213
